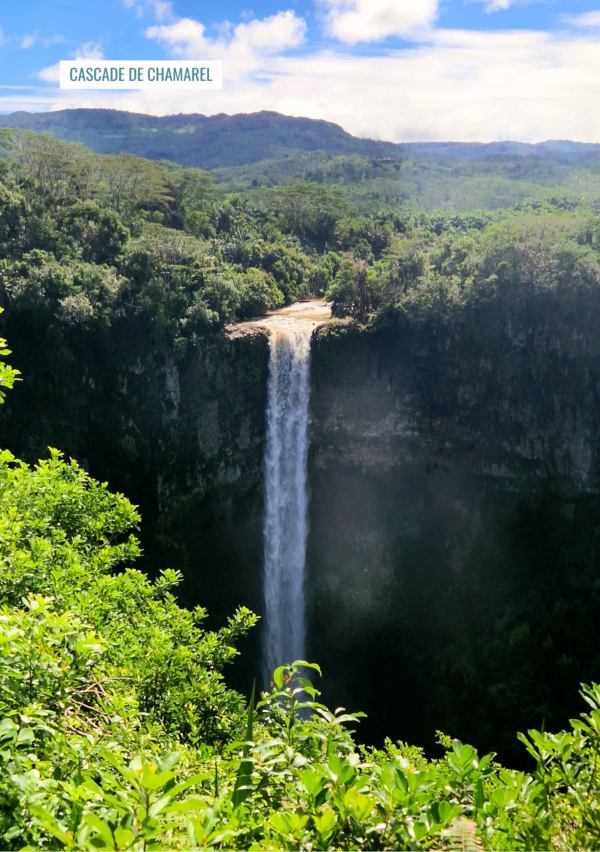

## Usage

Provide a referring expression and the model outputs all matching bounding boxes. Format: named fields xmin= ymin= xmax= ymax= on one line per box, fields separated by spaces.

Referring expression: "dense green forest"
xmin=2 ymin=125 xmax=600 ymax=336
xmin=212 ymin=148 xmax=600 ymax=213
xmin=2 ymin=124 xmax=600 ymax=849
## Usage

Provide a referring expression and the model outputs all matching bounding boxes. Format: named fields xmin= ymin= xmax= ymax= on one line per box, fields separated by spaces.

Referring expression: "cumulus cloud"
xmin=563 ymin=11 xmax=600 ymax=28
xmin=36 ymin=42 xmax=104 ymax=84
xmin=267 ymin=28 xmax=600 ymax=143
xmin=484 ymin=0 xmax=514 ymax=10
xmin=123 ymin=0 xmax=135 ymax=7
xmin=316 ymin=0 xmax=439 ymax=43
xmin=148 ymin=1 xmax=174 ymax=22
xmin=37 ymin=64 xmax=60 ymax=83
xmin=76 ymin=42 xmax=104 ymax=60
xmin=21 ymin=34 xmax=36 ymax=48
xmin=146 ymin=10 xmax=306 ymax=77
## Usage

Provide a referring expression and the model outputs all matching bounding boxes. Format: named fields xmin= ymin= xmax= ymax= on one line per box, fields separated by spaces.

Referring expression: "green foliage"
xmin=0 ymin=133 xmax=349 ymax=333
xmin=9 ymin=126 xmax=600 ymax=342
xmin=0 ymin=447 xmax=256 ymax=749
xmin=237 ymin=268 xmax=284 ymax=318
xmin=0 ymin=309 xmax=19 ymax=403
xmin=326 ymin=213 xmax=600 ymax=329
xmin=57 ymin=201 xmax=130 ymax=265
xmin=0 ymin=181 xmax=29 ymax=258
xmin=327 ymin=256 xmax=379 ymax=320
xmin=214 ymin=147 xmax=600 ymax=215
xmin=269 ymin=183 xmax=351 ymax=250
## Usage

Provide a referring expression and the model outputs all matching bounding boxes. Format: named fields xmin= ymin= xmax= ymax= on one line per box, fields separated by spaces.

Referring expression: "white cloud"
xmin=0 ymin=27 xmax=5 ymax=46
xmin=42 ymin=35 xmax=65 ymax=47
xmin=234 ymin=12 xmax=306 ymax=51
xmin=471 ymin=0 xmax=538 ymax=13
xmin=317 ymin=0 xmax=439 ymax=43
xmin=263 ymin=28 xmax=600 ymax=143
xmin=563 ymin=11 xmax=600 ymax=27
xmin=37 ymin=64 xmax=60 ymax=83
xmin=23 ymin=34 xmax=64 ymax=49
xmin=125 ymin=0 xmax=145 ymax=15
xmin=36 ymin=42 xmax=104 ymax=84
xmin=75 ymin=42 xmax=104 ymax=60
xmin=148 ymin=1 xmax=174 ymax=22
xmin=146 ymin=10 xmax=306 ymax=77
xmin=485 ymin=0 xmax=513 ymax=10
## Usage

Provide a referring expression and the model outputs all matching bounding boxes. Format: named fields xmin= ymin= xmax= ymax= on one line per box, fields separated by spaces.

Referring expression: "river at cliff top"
xmin=228 ymin=299 xmax=331 ymax=336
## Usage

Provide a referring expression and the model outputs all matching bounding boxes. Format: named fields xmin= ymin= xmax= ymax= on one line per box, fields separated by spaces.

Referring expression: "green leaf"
xmin=83 ymin=813 xmax=117 ymax=848
xmin=474 ymin=778 xmax=484 ymax=810
xmin=273 ymin=666 xmax=286 ymax=689
xmin=164 ymin=797 xmax=209 ymax=814
xmin=232 ymin=679 xmax=255 ymax=808
xmin=29 ymin=805 xmax=75 ymax=847
xmin=16 ymin=726 xmax=35 ymax=746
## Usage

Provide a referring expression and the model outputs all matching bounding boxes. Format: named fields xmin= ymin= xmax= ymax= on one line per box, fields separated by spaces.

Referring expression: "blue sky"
xmin=3 ymin=0 xmax=600 ymax=142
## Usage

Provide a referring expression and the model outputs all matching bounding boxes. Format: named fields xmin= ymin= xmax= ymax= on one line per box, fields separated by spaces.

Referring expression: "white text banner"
xmin=60 ymin=61 xmax=222 ymax=90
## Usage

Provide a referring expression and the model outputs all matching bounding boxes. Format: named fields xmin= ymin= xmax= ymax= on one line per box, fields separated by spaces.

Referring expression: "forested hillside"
xmin=6 ymin=109 xmax=600 ymax=214
xmin=213 ymin=150 xmax=600 ymax=214
xmin=2 ymin=125 xmax=600 ymax=849
xmin=0 ymin=109 xmax=401 ymax=169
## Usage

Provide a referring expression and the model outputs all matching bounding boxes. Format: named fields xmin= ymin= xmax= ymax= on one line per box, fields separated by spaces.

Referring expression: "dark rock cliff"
xmin=307 ymin=311 xmax=600 ymax=763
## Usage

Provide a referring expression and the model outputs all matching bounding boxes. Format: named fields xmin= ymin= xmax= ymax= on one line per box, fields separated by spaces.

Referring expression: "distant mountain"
xmin=402 ymin=140 xmax=600 ymax=159
xmin=0 ymin=109 xmax=402 ymax=170
xmin=2 ymin=107 xmax=598 ymax=177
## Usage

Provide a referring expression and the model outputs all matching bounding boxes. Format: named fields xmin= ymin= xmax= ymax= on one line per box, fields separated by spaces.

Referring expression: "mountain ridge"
xmin=0 ymin=108 xmax=401 ymax=169
xmin=1 ymin=108 xmax=599 ymax=170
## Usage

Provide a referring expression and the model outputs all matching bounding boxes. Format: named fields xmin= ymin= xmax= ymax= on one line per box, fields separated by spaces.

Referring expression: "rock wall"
xmin=306 ymin=315 xmax=600 ymax=763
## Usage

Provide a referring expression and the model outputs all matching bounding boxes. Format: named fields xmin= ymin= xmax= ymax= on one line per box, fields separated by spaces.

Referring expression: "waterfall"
xmin=262 ymin=326 xmax=313 ymax=689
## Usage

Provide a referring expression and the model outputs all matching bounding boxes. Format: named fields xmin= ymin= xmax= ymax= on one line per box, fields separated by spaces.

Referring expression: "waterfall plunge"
xmin=262 ymin=326 xmax=313 ymax=689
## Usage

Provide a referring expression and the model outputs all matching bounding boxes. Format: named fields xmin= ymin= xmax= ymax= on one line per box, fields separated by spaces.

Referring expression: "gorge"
xmin=4 ymin=287 xmax=600 ymax=767
xmin=1 ymin=125 xmax=600 ymax=772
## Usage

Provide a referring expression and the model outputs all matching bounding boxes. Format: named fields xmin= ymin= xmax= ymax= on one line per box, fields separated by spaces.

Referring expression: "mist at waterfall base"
xmin=262 ymin=328 xmax=312 ymax=690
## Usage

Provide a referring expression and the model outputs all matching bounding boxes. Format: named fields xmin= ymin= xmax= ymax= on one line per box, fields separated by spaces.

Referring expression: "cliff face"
xmin=2 ymin=294 xmax=600 ymax=763
xmin=307 ymin=311 xmax=600 ymax=762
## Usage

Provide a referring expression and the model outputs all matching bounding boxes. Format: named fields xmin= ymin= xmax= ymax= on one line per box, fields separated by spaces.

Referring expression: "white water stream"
xmin=262 ymin=326 xmax=313 ymax=687
xmin=231 ymin=301 xmax=330 ymax=689
xmin=229 ymin=301 xmax=330 ymax=689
